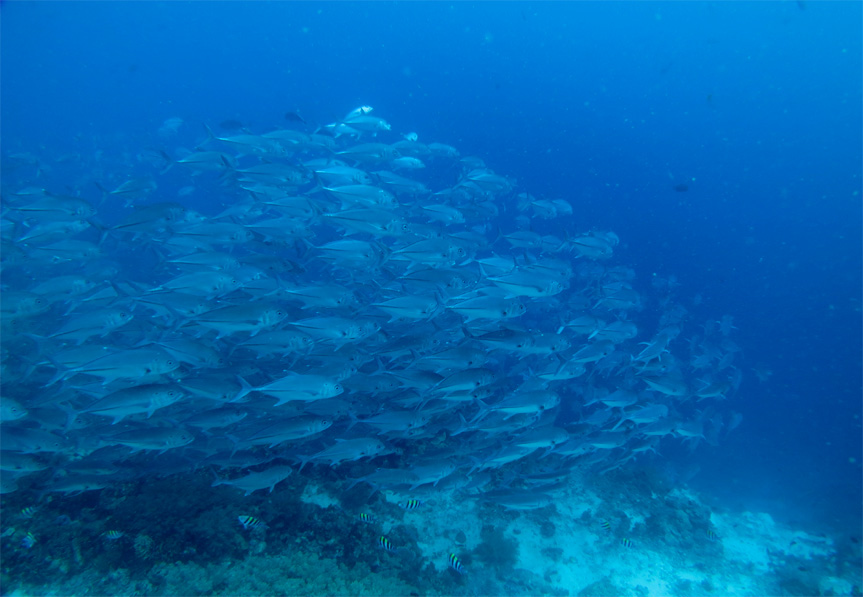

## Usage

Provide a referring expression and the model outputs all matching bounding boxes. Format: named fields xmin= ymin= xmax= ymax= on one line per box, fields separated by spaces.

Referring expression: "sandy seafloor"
xmin=2 ymin=466 xmax=859 ymax=597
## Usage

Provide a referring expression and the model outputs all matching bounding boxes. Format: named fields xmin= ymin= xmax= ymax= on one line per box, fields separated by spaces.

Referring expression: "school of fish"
xmin=0 ymin=106 xmax=744 ymax=503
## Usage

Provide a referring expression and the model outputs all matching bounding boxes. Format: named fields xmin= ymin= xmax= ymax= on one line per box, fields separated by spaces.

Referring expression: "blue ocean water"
xmin=2 ymin=2 xmax=861 ymax=595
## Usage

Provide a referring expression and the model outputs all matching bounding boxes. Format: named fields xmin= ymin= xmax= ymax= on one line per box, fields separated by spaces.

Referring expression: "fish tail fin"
xmin=468 ymin=402 xmax=491 ymax=426
xmin=217 ymin=155 xmax=237 ymax=184
xmin=87 ymin=217 xmax=111 ymax=247
xmin=193 ymin=125 xmax=217 ymax=152
xmin=449 ymin=412 xmax=470 ymax=437
xmin=344 ymin=410 xmax=359 ymax=432
xmin=223 ymin=435 xmax=241 ymax=458
xmin=54 ymin=401 xmax=83 ymax=434
xmin=464 ymin=454 xmax=484 ymax=477
xmin=203 ymin=123 xmax=217 ymax=145
xmin=42 ymin=354 xmax=71 ymax=387
xmin=344 ymin=476 xmax=364 ymax=491
xmin=491 ymin=225 xmax=503 ymax=246
xmin=209 ymin=467 xmax=227 ymax=488
xmin=93 ymin=181 xmax=112 ymax=209
xmin=232 ymin=376 xmax=254 ymax=403
xmin=157 ymin=149 xmax=175 ymax=175
xmin=297 ymin=454 xmax=313 ymax=473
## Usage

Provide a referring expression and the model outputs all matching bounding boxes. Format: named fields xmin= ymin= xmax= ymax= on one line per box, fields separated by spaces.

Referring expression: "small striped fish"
xmin=238 ymin=515 xmax=266 ymax=530
xmin=398 ymin=499 xmax=424 ymax=510
xmin=448 ymin=553 xmax=466 ymax=574
xmin=379 ymin=535 xmax=397 ymax=553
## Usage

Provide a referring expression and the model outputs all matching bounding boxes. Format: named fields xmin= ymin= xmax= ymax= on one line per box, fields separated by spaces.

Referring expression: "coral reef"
xmin=133 ymin=533 xmax=155 ymax=559
xmin=2 ymin=463 xmax=860 ymax=597
xmin=2 ymin=549 xmax=423 ymax=596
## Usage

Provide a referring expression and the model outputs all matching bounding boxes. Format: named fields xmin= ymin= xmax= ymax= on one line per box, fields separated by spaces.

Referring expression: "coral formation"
xmin=472 ymin=524 xmax=519 ymax=571
xmin=133 ymin=534 xmax=155 ymax=560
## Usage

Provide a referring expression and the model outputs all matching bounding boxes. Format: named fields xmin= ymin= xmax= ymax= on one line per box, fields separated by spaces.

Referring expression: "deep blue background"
xmin=3 ymin=1 xmax=861 ymax=533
